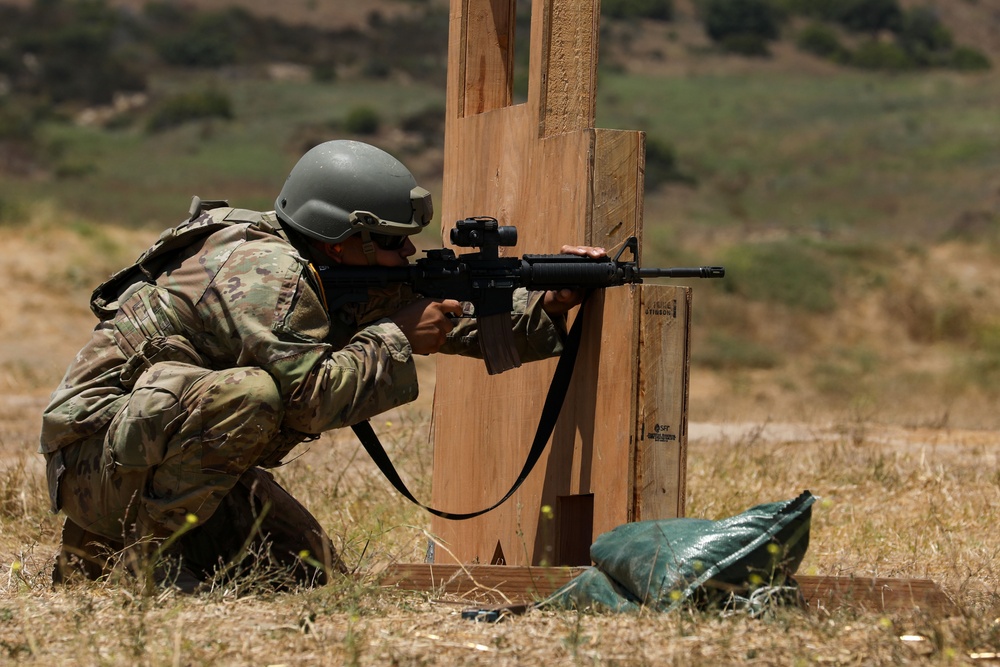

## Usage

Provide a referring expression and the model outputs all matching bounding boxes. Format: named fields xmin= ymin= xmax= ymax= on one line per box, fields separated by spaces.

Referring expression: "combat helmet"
xmin=275 ymin=140 xmax=432 ymax=260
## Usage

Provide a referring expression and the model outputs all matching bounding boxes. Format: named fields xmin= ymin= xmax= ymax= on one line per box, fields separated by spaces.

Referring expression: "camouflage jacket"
xmin=39 ymin=205 xmax=567 ymax=459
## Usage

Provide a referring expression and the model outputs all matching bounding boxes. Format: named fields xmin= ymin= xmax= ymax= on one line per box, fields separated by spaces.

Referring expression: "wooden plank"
xmin=457 ymin=0 xmax=515 ymax=116
xmin=634 ymin=285 xmax=692 ymax=520
xmin=380 ymin=563 xmax=584 ymax=599
xmin=537 ymin=0 xmax=599 ymax=137
xmin=797 ymin=575 xmax=957 ymax=614
xmin=592 ymin=130 xmax=645 ymax=246
xmin=379 ymin=564 xmax=956 ymax=614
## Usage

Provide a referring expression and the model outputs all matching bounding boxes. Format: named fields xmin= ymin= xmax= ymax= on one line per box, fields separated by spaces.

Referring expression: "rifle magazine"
xmin=479 ymin=313 xmax=522 ymax=375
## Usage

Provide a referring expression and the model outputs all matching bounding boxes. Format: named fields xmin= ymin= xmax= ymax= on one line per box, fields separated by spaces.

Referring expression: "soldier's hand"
xmin=542 ymin=245 xmax=607 ymax=316
xmin=391 ymin=298 xmax=464 ymax=355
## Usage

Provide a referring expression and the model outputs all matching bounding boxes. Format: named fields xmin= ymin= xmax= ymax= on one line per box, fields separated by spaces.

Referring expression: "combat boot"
xmin=126 ymin=507 xmax=203 ymax=595
xmin=52 ymin=517 xmax=123 ymax=584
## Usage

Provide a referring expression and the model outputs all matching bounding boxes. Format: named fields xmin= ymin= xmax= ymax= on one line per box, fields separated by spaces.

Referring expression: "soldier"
xmin=40 ymin=140 xmax=602 ymax=592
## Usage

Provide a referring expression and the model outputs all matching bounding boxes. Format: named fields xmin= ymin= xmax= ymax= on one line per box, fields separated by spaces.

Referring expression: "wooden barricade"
xmin=428 ymin=0 xmax=689 ymax=567
xmin=385 ymin=0 xmax=950 ymax=620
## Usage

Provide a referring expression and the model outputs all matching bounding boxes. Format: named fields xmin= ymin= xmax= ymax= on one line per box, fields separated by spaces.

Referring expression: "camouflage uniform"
xmin=40 ymin=204 xmax=566 ymax=586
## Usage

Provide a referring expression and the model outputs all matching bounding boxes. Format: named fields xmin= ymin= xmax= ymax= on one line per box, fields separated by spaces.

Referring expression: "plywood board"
xmin=430 ymin=0 xmax=652 ymax=566
xmin=635 ymin=285 xmax=692 ymax=520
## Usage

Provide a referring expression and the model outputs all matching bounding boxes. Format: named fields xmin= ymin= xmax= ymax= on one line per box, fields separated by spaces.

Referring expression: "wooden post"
xmin=429 ymin=0 xmax=690 ymax=566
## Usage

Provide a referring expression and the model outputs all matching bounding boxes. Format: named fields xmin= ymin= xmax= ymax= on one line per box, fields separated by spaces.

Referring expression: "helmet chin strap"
xmin=359 ymin=230 xmax=379 ymax=266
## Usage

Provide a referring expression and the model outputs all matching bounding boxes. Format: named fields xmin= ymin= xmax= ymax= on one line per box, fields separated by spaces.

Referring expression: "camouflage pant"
xmin=52 ymin=361 xmax=340 ymax=584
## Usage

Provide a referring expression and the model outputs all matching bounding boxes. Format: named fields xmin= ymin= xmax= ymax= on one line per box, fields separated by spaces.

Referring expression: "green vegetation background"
xmin=2 ymin=0 xmax=1000 ymax=426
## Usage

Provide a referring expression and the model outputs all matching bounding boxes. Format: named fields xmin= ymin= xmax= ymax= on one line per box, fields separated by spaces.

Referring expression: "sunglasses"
xmin=369 ymin=232 xmax=408 ymax=251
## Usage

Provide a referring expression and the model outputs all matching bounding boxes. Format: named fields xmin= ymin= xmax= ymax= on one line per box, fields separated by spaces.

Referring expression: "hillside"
xmin=608 ymin=0 xmax=1000 ymax=75
xmin=1 ymin=0 xmax=1000 ymax=429
xmin=0 ymin=0 xmax=431 ymax=30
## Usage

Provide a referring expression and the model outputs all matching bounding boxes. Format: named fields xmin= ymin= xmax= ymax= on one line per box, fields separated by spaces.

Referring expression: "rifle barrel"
xmin=639 ymin=266 xmax=725 ymax=279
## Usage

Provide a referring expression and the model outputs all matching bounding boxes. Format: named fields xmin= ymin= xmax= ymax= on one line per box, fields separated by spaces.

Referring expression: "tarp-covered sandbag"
xmin=546 ymin=491 xmax=816 ymax=613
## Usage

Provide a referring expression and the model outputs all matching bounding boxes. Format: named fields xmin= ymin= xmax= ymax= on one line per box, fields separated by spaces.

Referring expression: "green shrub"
xmin=850 ymin=40 xmax=915 ymax=70
xmin=362 ymin=57 xmax=391 ymax=79
xmin=694 ymin=332 xmax=781 ymax=370
xmin=312 ymin=63 xmax=337 ymax=82
xmin=146 ymin=90 xmax=233 ymax=132
xmin=53 ymin=159 xmax=97 ymax=179
xmin=142 ymin=1 xmax=186 ymax=26
xmin=811 ymin=346 xmax=880 ymax=399
xmin=15 ymin=20 xmax=146 ymax=105
xmin=369 ymin=7 xmax=451 ymax=85
xmin=0 ymin=101 xmax=43 ymax=178
xmin=897 ymin=6 xmax=953 ymax=66
xmin=400 ymin=105 xmax=445 ymax=147
xmin=796 ymin=23 xmax=850 ymax=62
xmin=787 ymin=2 xmax=988 ymax=72
xmin=155 ymin=16 xmax=238 ymax=68
xmin=645 ymin=136 xmax=696 ymax=188
xmin=0 ymin=102 xmax=35 ymax=141
xmin=786 ymin=0 xmax=902 ymax=33
xmin=899 ymin=7 xmax=952 ymax=52
xmin=603 ymin=0 xmax=675 ymax=21
xmin=0 ymin=196 xmax=25 ymax=226
xmin=720 ymin=240 xmax=837 ymax=313
xmin=142 ymin=3 xmax=344 ymax=71
xmin=949 ymin=46 xmax=992 ymax=71
xmin=951 ymin=321 xmax=1000 ymax=393
xmin=343 ymin=106 xmax=381 ymax=135
xmin=720 ymin=32 xmax=772 ymax=56
xmin=702 ymin=0 xmax=781 ymax=45
xmin=834 ymin=0 xmax=902 ymax=33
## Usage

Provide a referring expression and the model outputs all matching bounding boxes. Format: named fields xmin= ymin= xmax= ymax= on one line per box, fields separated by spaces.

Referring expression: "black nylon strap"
xmin=351 ymin=299 xmax=588 ymax=520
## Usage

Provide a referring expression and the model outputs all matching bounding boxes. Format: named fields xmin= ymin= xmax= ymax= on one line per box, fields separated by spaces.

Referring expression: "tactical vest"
xmin=91 ymin=198 xmax=286 ymax=388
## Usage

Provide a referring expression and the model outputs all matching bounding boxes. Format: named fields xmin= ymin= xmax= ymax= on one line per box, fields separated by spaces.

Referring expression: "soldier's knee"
xmin=199 ymin=367 xmax=284 ymax=446
xmin=210 ymin=368 xmax=283 ymax=427
xmin=234 ymin=368 xmax=282 ymax=413
xmin=120 ymin=363 xmax=284 ymax=459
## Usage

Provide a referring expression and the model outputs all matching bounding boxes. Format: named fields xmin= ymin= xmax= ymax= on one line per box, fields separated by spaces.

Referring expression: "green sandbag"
xmin=547 ymin=491 xmax=815 ymax=613
xmin=546 ymin=566 xmax=642 ymax=613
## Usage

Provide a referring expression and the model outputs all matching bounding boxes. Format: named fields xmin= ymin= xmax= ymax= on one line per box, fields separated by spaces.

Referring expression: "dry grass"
xmin=1 ymin=220 xmax=998 ymax=665
xmin=1 ymin=404 xmax=998 ymax=665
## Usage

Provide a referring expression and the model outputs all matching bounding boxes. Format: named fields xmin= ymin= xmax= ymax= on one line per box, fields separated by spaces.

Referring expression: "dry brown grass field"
xmin=1 ymin=0 xmax=1000 ymax=661
xmin=0 ymin=209 xmax=998 ymax=665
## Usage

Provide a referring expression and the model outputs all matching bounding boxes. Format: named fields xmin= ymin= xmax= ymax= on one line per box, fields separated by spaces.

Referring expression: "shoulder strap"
xmin=351 ymin=298 xmax=587 ymax=521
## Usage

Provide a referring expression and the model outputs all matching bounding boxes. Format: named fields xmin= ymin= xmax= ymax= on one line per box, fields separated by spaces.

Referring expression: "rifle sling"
xmin=350 ymin=298 xmax=587 ymax=521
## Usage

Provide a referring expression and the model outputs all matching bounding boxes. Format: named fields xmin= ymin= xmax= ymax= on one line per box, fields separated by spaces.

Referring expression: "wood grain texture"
xmin=796 ymin=575 xmax=957 ymax=614
xmin=635 ymin=285 xmax=692 ymax=520
xmin=457 ymin=0 xmax=515 ymax=116
xmin=431 ymin=0 xmax=686 ymax=566
xmin=537 ymin=0 xmax=599 ymax=137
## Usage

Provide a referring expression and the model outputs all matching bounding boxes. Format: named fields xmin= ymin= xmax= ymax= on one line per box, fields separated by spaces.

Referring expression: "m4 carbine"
xmin=317 ymin=217 xmax=725 ymax=374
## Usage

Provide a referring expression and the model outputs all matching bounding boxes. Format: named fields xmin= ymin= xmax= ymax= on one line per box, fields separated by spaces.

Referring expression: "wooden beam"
xmin=381 ymin=563 xmax=582 ymax=601
xmin=379 ymin=564 xmax=957 ymax=614
xmin=797 ymin=575 xmax=957 ymax=614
